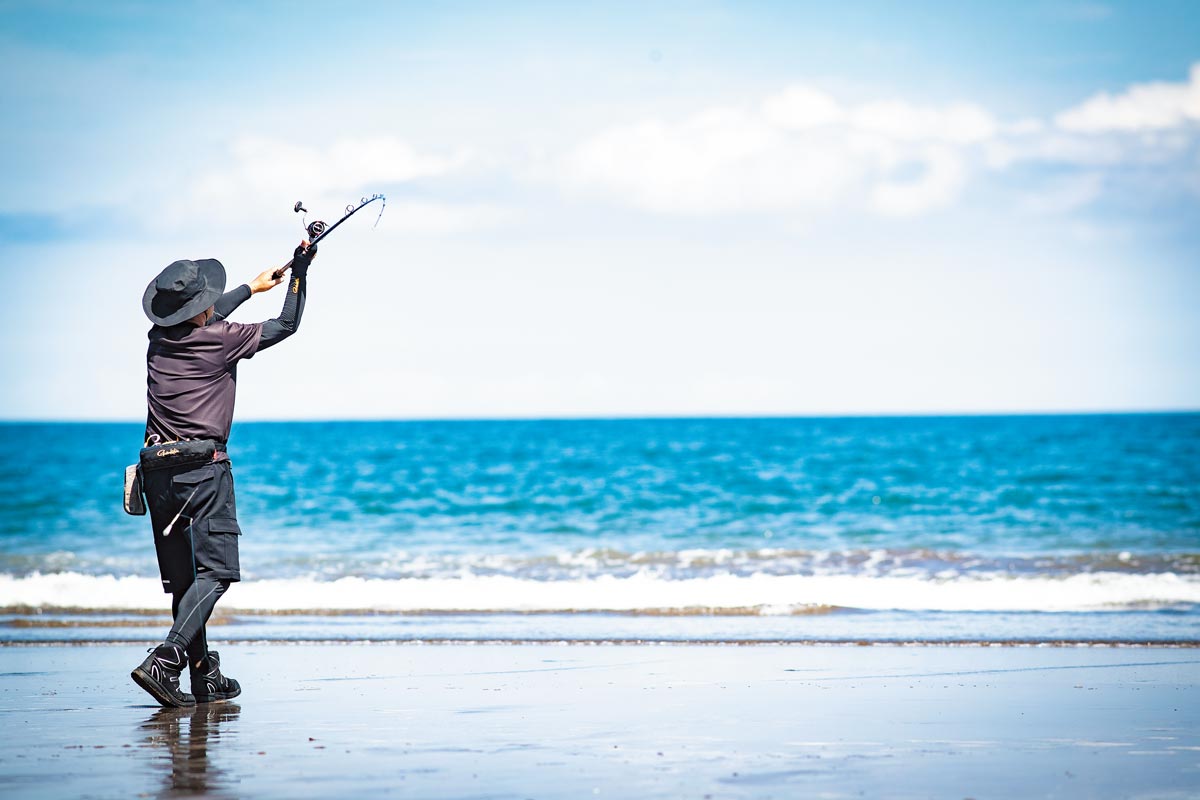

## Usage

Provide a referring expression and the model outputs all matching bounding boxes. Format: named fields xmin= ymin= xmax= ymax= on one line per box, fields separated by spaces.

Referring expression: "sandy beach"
xmin=0 ymin=643 xmax=1196 ymax=798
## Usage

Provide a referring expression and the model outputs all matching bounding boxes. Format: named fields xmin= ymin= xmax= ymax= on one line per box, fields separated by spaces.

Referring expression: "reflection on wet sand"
xmin=139 ymin=704 xmax=241 ymax=797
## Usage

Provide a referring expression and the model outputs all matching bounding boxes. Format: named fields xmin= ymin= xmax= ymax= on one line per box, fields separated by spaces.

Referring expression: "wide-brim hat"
xmin=142 ymin=259 xmax=226 ymax=326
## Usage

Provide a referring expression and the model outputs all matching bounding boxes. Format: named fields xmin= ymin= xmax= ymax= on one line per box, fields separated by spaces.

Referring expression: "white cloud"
xmin=1056 ymin=63 xmax=1200 ymax=132
xmin=164 ymin=136 xmax=473 ymax=233
xmin=983 ymin=66 xmax=1200 ymax=195
xmin=851 ymin=101 xmax=996 ymax=143
xmin=561 ymin=65 xmax=1200 ymax=219
xmin=562 ymin=106 xmax=861 ymax=214
xmin=123 ymin=65 xmax=1200 ymax=236
xmin=561 ymin=86 xmax=995 ymax=217
xmin=210 ymin=136 xmax=463 ymax=198
xmin=982 ymin=128 xmax=1131 ymax=169
xmin=761 ymin=86 xmax=844 ymax=130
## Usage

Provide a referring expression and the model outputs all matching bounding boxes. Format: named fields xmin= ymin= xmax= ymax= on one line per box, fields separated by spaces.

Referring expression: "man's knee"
xmin=202 ymin=573 xmax=231 ymax=593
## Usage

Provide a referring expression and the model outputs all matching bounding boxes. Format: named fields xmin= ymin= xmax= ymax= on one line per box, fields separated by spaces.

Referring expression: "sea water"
xmin=1 ymin=415 xmax=1197 ymax=643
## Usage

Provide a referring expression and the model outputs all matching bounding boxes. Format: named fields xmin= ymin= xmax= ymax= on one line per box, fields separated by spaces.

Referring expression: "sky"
xmin=1 ymin=0 xmax=1198 ymax=420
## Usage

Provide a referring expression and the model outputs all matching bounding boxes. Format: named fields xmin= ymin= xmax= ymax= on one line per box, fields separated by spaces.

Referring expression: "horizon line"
xmin=2 ymin=408 xmax=1198 ymax=425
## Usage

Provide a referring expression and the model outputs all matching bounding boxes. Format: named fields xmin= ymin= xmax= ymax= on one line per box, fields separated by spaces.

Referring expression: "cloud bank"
xmin=559 ymin=63 xmax=1200 ymax=219
xmin=148 ymin=63 xmax=1200 ymax=236
xmin=560 ymin=89 xmax=993 ymax=217
xmin=160 ymin=136 xmax=478 ymax=234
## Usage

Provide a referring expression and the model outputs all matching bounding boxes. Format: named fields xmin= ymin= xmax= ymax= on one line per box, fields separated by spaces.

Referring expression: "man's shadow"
xmin=139 ymin=703 xmax=242 ymax=797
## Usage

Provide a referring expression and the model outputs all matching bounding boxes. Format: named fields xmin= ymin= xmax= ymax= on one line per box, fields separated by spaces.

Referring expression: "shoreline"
xmin=4 ymin=638 xmax=1200 ymax=647
xmin=1 ymin=642 xmax=1196 ymax=798
xmin=6 ymin=602 xmax=1196 ymax=646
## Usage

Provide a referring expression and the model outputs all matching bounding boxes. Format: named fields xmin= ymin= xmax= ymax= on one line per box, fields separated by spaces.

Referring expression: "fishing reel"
xmin=293 ymin=200 xmax=327 ymax=241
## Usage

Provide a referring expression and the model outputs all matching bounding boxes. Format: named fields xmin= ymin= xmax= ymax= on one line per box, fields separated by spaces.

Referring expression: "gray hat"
xmin=142 ymin=259 xmax=226 ymax=326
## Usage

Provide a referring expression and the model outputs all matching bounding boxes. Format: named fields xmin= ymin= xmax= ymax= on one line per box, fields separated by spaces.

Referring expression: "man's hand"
xmin=249 ymin=266 xmax=287 ymax=294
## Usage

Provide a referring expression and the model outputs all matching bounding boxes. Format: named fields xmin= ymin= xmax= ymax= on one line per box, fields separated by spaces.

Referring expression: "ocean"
xmin=1 ymin=415 xmax=1197 ymax=644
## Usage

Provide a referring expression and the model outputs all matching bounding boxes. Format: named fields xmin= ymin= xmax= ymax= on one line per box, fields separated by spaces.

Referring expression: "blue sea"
xmin=1 ymin=415 xmax=1198 ymax=644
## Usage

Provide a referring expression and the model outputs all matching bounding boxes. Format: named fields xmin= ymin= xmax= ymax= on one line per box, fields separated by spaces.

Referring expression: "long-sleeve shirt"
xmin=144 ymin=268 xmax=308 ymax=445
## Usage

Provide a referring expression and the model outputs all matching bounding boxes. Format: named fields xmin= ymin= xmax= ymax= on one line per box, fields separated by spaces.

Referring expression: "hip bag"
xmin=138 ymin=439 xmax=225 ymax=472
xmin=123 ymin=440 xmax=227 ymax=516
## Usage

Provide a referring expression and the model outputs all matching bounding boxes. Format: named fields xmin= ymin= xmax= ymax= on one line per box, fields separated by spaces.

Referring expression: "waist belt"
xmin=139 ymin=440 xmax=226 ymax=472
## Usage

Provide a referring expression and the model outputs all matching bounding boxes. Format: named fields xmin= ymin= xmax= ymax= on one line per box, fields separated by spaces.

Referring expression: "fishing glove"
xmin=292 ymin=243 xmax=318 ymax=277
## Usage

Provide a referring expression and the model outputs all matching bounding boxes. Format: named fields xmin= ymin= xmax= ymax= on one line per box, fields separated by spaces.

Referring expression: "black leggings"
xmin=165 ymin=569 xmax=230 ymax=664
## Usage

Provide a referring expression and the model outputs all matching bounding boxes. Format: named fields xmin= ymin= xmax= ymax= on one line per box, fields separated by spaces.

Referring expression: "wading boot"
xmin=190 ymin=650 xmax=241 ymax=703
xmin=131 ymin=644 xmax=195 ymax=708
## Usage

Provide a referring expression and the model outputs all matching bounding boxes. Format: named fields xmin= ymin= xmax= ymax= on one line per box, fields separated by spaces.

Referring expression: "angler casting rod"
xmin=271 ymin=193 xmax=386 ymax=280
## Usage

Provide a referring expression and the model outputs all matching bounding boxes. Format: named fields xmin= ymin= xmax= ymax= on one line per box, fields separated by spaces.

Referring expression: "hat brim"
xmin=142 ymin=259 xmax=227 ymax=326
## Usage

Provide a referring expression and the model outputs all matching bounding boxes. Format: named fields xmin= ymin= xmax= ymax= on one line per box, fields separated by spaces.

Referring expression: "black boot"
xmin=132 ymin=644 xmax=196 ymax=708
xmin=190 ymin=650 xmax=241 ymax=703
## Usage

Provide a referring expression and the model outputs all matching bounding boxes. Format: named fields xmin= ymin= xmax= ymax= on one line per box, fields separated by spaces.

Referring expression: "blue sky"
xmin=1 ymin=1 xmax=1197 ymax=419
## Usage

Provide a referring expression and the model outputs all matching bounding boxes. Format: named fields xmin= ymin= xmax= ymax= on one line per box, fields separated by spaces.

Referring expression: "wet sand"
xmin=0 ymin=644 xmax=1197 ymax=798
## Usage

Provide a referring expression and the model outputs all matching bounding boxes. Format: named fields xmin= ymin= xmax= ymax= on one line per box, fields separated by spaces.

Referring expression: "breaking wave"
xmin=2 ymin=568 xmax=1197 ymax=615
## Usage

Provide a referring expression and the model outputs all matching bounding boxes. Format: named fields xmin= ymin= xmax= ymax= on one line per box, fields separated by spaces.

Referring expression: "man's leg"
xmin=165 ymin=568 xmax=229 ymax=662
xmin=132 ymin=571 xmax=229 ymax=708
xmin=165 ymin=568 xmax=242 ymax=703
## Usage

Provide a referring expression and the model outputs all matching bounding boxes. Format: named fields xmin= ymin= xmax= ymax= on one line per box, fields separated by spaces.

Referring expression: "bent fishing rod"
xmin=271 ymin=193 xmax=386 ymax=280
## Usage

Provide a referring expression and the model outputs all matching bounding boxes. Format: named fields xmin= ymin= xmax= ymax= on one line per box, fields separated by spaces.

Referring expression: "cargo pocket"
xmin=191 ymin=517 xmax=241 ymax=577
xmin=207 ymin=517 xmax=242 ymax=577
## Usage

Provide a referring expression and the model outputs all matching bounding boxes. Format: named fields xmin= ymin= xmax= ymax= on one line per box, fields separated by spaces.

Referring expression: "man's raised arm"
xmin=257 ymin=242 xmax=316 ymax=351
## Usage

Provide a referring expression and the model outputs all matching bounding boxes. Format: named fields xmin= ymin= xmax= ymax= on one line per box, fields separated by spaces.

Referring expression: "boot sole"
xmin=131 ymin=666 xmax=195 ymax=708
xmin=193 ymin=693 xmax=240 ymax=704
xmin=193 ymin=683 xmax=241 ymax=704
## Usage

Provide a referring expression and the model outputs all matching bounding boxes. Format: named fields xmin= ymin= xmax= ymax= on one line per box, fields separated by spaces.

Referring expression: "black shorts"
xmin=143 ymin=460 xmax=243 ymax=593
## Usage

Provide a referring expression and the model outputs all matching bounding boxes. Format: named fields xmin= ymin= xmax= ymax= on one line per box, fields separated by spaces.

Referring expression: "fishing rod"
xmin=271 ymin=193 xmax=386 ymax=280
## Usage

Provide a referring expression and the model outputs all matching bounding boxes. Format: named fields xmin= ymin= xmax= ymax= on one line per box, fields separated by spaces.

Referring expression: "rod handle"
xmin=271 ymin=258 xmax=295 ymax=282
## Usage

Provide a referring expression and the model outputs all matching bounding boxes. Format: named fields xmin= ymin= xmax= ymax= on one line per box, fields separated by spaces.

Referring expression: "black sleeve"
xmin=258 ymin=269 xmax=307 ymax=351
xmin=212 ymin=285 xmax=252 ymax=321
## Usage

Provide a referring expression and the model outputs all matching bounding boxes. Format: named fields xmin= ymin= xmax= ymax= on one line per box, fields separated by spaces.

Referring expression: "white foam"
xmin=1 ymin=570 xmax=1197 ymax=614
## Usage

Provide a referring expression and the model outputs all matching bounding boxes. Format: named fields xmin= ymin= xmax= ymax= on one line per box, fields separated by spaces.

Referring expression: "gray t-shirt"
xmin=144 ymin=319 xmax=263 ymax=445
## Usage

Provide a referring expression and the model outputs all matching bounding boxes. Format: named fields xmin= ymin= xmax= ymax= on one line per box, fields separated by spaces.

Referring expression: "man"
xmin=131 ymin=241 xmax=316 ymax=707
